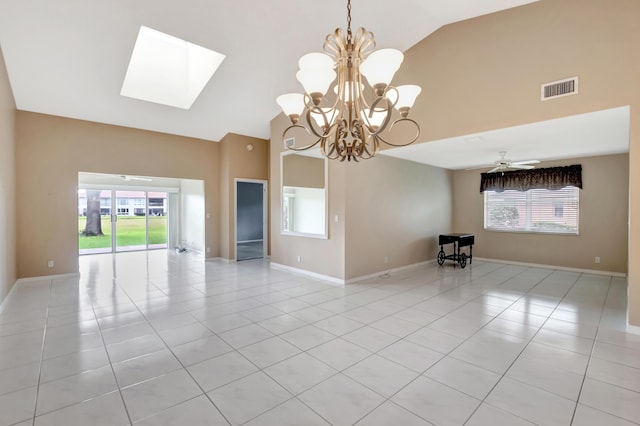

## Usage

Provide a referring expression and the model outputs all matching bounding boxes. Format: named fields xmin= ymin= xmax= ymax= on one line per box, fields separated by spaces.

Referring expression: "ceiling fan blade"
xmin=510 ymin=164 xmax=536 ymax=170
xmin=487 ymin=167 xmax=501 ymax=173
xmin=511 ymin=160 xmax=540 ymax=165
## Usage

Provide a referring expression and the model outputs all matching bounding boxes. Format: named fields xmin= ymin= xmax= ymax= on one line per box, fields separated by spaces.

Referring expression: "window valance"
xmin=480 ymin=164 xmax=582 ymax=193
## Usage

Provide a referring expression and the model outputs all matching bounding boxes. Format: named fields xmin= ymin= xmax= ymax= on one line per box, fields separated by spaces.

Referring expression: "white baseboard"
xmin=269 ymin=262 xmax=345 ymax=286
xmin=474 ymin=257 xmax=627 ymax=278
xmin=270 ymin=259 xmax=436 ymax=286
xmin=345 ymin=260 xmax=436 ymax=284
xmin=0 ymin=280 xmax=18 ymax=316
xmin=16 ymin=272 xmax=80 ymax=284
xmin=207 ymin=257 xmax=234 ymax=263
xmin=0 ymin=273 xmax=80 ymax=315
xmin=626 ymin=323 xmax=640 ymax=335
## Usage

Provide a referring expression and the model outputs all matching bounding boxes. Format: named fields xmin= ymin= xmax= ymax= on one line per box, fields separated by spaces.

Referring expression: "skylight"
xmin=121 ymin=26 xmax=225 ymax=109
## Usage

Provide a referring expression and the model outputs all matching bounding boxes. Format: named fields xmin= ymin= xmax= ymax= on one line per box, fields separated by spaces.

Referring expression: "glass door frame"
xmin=78 ymin=187 xmax=169 ymax=255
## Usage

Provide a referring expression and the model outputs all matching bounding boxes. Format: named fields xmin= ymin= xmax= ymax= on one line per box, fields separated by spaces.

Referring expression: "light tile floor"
xmin=0 ymin=251 xmax=638 ymax=425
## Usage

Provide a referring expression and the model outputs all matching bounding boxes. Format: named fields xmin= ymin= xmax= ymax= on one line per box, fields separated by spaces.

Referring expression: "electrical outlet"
xmin=384 ymin=256 xmax=388 ymax=264
xmin=297 ymin=255 xmax=301 ymax=263
xmin=47 ymin=260 xmax=54 ymax=268
xmin=206 ymin=247 xmax=211 ymax=253
xmin=595 ymin=256 xmax=601 ymax=264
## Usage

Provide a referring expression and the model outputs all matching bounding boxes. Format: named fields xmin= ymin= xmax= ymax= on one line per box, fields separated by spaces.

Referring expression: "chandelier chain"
xmin=346 ymin=0 xmax=352 ymax=45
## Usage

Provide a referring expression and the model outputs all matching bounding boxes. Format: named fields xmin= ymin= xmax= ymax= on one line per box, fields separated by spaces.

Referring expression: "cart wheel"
xmin=437 ymin=250 xmax=445 ymax=265
xmin=459 ymin=253 xmax=467 ymax=268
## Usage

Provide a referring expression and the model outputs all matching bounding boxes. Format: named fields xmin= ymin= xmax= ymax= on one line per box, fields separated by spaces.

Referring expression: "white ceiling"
xmin=382 ymin=106 xmax=630 ymax=170
xmin=78 ymin=172 xmax=182 ymax=189
xmin=0 ymin=0 xmax=538 ymax=143
xmin=4 ymin=1 xmax=626 ymax=171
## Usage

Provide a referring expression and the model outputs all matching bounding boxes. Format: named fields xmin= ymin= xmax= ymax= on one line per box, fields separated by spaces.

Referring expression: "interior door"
xmin=236 ymin=181 xmax=266 ymax=261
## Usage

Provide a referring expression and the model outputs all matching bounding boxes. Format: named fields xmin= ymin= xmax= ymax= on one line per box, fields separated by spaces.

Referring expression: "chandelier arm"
xmin=304 ymin=110 xmax=342 ymax=141
xmin=361 ymin=96 xmax=393 ymax=135
xmin=352 ymin=56 xmax=372 ymax=111
xmin=358 ymin=135 xmax=379 ymax=160
xmin=374 ymin=118 xmax=421 ymax=147
xmin=384 ymin=86 xmax=400 ymax=109
xmin=281 ymin=124 xmax=324 ymax=151
xmin=352 ymin=27 xmax=375 ymax=59
xmin=324 ymin=29 xmax=346 ymax=60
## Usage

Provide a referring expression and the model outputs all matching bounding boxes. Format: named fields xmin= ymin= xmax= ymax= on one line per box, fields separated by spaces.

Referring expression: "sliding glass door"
xmin=148 ymin=192 xmax=168 ymax=249
xmin=115 ymin=190 xmax=147 ymax=252
xmin=78 ymin=189 xmax=168 ymax=255
xmin=78 ymin=189 xmax=113 ymax=254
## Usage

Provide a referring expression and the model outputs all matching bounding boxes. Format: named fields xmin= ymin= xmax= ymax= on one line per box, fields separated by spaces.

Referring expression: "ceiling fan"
xmin=470 ymin=151 xmax=540 ymax=173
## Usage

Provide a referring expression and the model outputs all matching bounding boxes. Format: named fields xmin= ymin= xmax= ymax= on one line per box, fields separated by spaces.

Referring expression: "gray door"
xmin=236 ymin=181 xmax=265 ymax=261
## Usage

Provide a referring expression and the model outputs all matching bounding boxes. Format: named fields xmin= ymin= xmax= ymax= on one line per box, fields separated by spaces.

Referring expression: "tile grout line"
xmin=312 ymin=263 xmax=532 ymax=426
xmin=15 ymin=256 xmax=625 ymax=426
xmin=461 ymin=271 xmax=597 ymax=425
xmin=86 ymin=277 xmax=136 ymax=426
xmin=112 ymin=274 xmax=236 ymax=426
xmin=30 ymin=279 xmax=53 ymax=426
xmin=568 ymin=275 xmax=612 ymax=425
xmin=364 ymin=265 xmax=550 ymax=426
xmin=21 ymin=260 xmax=514 ymax=425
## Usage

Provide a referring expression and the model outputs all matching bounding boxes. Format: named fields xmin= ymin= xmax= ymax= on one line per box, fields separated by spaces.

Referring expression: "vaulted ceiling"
xmin=0 ymin=0 xmax=538 ymax=143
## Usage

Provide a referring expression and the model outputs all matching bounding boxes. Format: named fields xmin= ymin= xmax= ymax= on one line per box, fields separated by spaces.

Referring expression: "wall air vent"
xmin=284 ymin=137 xmax=295 ymax=149
xmin=541 ymin=76 xmax=578 ymax=101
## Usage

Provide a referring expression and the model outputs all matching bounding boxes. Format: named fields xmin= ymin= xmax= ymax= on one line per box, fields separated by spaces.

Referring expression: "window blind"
xmin=484 ymin=187 xmax=579 ymax=234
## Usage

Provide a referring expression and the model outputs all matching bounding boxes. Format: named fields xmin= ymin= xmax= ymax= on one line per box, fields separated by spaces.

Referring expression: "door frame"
xmin=234 ymin=178 xmax=268 ymax=261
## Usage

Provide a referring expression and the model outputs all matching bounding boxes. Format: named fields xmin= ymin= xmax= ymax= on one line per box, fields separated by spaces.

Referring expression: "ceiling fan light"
xmin=360 ymin=48 xmax=404 ymax=87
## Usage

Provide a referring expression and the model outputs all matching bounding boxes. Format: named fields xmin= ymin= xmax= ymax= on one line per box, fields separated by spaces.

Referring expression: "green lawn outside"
xmin=78 ymin=216 xmax=167 ymax=249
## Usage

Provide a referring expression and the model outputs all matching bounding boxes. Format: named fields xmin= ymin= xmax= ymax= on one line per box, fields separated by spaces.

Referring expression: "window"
xmin=484 ymin=186 xmax=579 ymax=234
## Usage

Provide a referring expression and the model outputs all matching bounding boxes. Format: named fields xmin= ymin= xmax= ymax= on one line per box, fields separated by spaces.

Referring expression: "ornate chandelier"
xmin=276 ymin=0 xmax=421 ymax=162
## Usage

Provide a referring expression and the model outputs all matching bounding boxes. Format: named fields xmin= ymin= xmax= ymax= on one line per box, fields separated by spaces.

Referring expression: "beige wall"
xmin=270 ymin=113 xmax=346 ymax=280
xmin=15 ymin=112 xmax=220 ymax=278
xmin=270 ymin=114 xmax=452 ymax=281
xmin=345 ymin=155 xmax=452 ymax=280
xmin=395 ymin=0 xmax=640 ymax=325
xmin=453 ymin=154 xmax=628 ymax=272
xmin=218 ymin=133 xmax=269 ymax=260
xmin=0 ymin=46 xmax=16 ymax=305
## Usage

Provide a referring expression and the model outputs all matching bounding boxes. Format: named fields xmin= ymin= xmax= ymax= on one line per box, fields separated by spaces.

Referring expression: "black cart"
xmin=437 ymin=233 xmax=474 ymax=268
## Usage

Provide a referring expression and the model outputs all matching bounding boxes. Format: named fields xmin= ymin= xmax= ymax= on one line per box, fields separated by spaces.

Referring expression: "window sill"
xmin=484 ymin=228 xmax=579 ymax=236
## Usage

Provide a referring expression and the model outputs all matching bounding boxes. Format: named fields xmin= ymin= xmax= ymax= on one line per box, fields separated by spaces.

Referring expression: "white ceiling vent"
xmin=541 ymin=76 xmax=578 ymax=101
xmin=284 ymin=137 xmax=295 ymax=149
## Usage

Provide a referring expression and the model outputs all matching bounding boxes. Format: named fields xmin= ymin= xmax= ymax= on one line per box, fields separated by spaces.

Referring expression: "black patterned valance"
xmin=480 ymin=165 xmax=582 ymax=193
